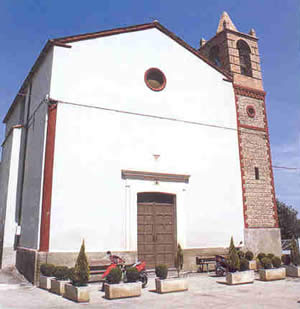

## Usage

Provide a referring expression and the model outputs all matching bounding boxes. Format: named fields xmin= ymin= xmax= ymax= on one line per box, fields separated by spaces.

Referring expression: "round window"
xmin=144 ymin=68 xmax=166 ymax=91
xmin=246 ymin=105 xmax=256 ymax=118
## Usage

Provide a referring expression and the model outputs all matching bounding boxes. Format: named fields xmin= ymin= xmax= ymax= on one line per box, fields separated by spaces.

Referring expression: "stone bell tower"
xmin=199 ymin=12 xmax=282 ymax=255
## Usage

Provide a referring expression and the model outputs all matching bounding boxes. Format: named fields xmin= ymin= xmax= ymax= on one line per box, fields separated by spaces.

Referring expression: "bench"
xmin=195 ymin=256 xmax=216 ymax=273
xmin=88 ymin=260 xmax=132 ymax=283
xmin=89 ymin=262 xmax=108 ymax=282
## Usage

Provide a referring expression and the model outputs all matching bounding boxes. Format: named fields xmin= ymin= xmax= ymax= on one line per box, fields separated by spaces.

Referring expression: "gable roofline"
xmin=53 ymin=21 xmax=232 ymax=80
xmin=4 ymin=21 xmax=232 ymax=123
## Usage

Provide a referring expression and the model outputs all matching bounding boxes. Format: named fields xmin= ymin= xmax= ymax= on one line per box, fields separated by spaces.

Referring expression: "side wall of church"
xmin=18 ymin=49 xmax=53 ymax=249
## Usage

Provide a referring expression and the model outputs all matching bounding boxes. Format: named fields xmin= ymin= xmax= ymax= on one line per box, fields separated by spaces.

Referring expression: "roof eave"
xmin=3 ymin=41 xmax=53 ymax=123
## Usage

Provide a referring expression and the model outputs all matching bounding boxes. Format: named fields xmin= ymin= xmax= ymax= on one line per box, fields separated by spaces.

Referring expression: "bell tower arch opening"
xmin=209 ymin=45 xmax=221 ymax=67
xmin=237 ymin=40 xmax=252 ymax=77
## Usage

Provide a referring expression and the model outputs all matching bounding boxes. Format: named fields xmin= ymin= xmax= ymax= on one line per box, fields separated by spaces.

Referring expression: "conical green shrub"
xmin=290 ymin=236 xmax=300 ymax=266
xmin=227 ymin=237 xmax=240 ymax=272
xmin=71 ymin=240 xmax=90 ymax=286
xmin=175 ymin=244 xmax=184 ymax=277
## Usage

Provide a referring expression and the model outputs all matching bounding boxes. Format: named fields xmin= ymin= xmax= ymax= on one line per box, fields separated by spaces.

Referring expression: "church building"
xmin=0 ymin=12 xmax=282 ymax=283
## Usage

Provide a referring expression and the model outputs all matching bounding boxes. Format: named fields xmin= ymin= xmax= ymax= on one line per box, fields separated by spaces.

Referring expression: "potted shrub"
xmin=175 ymin=244 xmax=184 ymax=277
xmin=50 ymin=266 xmax=70 ymax=295
xmin=237 ymin=250 xmax=245 ymax=259
xmin=225 ymin=237 xmax=254 ymax=285
xmin=104 ymin=267 xmax=142 ymax=300
xmin=155 ymin=263 xmax=188 ymax=294
xmin=284 ymin=236 xmax=300 ymax=277
xmin=256 ymin=252 xmax=266 ymax=270
xmin=64 ymin=240 xmax=90 ymax=302
xmin=245 ymin=251 xmax=256 ymax=270
xmin=39 ymin=263 xmax=55 ymax=290
xmin=125 ymin=267 xmax=140 ymax=283
xmin=259 ymin=255 xmax=286 ymax=281
xmin=257 ymin=252 xmax=266 ymax=262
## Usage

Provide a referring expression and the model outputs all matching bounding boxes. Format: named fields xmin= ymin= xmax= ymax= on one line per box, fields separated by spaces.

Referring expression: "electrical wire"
xmin=4 ymin=96 xmax=300 ymax=172
xmin=56 ymin=99 xmax=267 ymax=138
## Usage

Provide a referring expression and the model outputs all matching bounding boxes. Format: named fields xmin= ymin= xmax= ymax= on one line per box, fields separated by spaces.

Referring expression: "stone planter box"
xmin=39 ymin=275 xmax=55 ymax=290
xmin=248 ymin=260 xmax=257 ymax=271
xmin=50 ymin=279 xmax=69 ymax=295
xmin=284 ymin=265 xmax=300 ymax=277
xmin=63 ymin=283 xmax=90 ymax=303
xmin=155 ymin=278 xmax=188 ymax=294
xmin=226 ymin=270 xmax=254 ymax=285
xmin=259 ymin=268 xmax=286 ymax=281
xmin=104 ymin=282 xmax=142 ymax=299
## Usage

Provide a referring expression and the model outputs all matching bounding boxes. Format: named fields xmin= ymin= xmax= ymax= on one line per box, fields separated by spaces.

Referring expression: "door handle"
xmin=153 ymin=235 xmax=155 ymax=242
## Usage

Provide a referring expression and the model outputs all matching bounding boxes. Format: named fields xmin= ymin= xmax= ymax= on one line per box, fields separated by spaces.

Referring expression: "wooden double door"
xmin=137 ymin=193 xmax=177 ymax=269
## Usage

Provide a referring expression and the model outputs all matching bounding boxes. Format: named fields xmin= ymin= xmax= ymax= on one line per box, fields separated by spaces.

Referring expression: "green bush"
xmin=126 ymin=267 xmax=140 ymax=283
xmin=272 ymin=256 xmax=281 ymax=268
xmin=106 ymin=267 xmax=122 ymax=284
xmin=228 ymin=237 xmax=240 ymax=272
xmin=245 ymin=251 xmax=254 ymax=261
xmin=40 ymin=263 xmax=55 ymax=277
xmin=175 ymin=244 xmax=184 ymax=277
xmin=257 ymin=253 xmax=266 ymax=261
xmin=261 ymin=257 xmax=272 ymax=269
xmin=68 ymin=267 xmax=76 ymax=282
xmin=290 ymin=236 xmax=300 ymax=266
xmin=281 ymin=254 xmax=291 ymax=266
xmin=155 ymin=264 xmax=168 ymax=279
xmin=237 ymin=251 xmax=245 ymax=259
xmin=267 ymin=253 xmax=275 ymax=260
xmin=239 ymin=258 xmax=249 ymax=271
xmin=54 ymin=266 xmax=69 ymax=280
xmin=70 ymin=240 xmax=90 ymax=286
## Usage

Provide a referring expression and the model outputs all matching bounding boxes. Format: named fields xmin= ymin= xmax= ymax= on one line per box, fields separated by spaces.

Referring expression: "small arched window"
xmin=237 ymin=40 xmax=252 ymax=77
xmin=209 ymin=45 xmax=221 ymax=67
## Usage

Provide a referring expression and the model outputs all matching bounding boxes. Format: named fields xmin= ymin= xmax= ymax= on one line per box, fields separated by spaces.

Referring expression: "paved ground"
xmin=0 ymin=268 xmax=300 ymax=308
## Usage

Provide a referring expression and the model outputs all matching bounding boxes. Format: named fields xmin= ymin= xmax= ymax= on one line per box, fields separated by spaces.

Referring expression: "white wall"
xmin=49 ymin=28 xmax=244 ymax=252
xmin=0 ymin=127 xmax=22 ymax=267
xmin=3 ymin=128 xmax=22 ymax=247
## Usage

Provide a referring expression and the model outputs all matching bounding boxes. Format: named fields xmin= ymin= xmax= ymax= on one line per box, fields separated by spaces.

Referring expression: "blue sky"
xmin=0 ymin=0 xmax=299 ymax=211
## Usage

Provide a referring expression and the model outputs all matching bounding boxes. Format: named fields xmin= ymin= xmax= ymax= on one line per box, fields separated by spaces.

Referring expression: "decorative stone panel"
xmin=239 ymin=127 xmax=276 ymax=228
xmin=234 ymin=85 xmax=278 ymax=229
xmin=237 ymin=95 xmax=265 ymax=128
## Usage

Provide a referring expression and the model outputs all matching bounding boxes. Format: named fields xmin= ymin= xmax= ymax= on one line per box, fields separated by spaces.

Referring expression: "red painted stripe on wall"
xmin=39 ymin=104 xmax=57 ymax=252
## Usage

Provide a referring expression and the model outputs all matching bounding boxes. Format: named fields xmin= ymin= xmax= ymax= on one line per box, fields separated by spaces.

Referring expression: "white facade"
xmin=48 ymin=28 xmax=244 ymax=252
